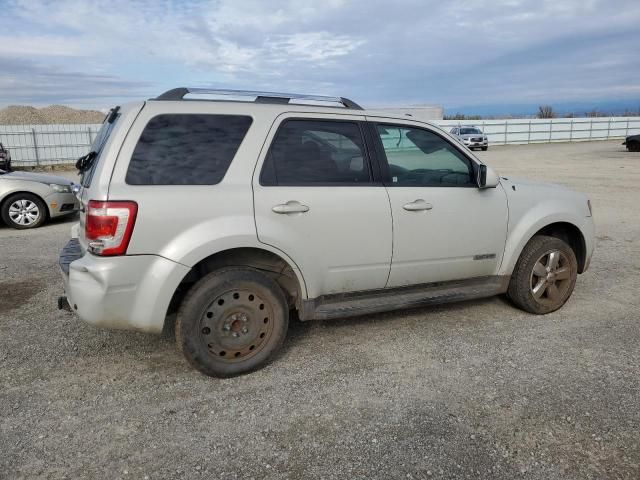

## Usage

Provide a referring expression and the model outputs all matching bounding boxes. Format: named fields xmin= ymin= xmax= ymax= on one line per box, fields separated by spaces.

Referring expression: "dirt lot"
xmin=1 ymin=140 xmax=639 ymax=479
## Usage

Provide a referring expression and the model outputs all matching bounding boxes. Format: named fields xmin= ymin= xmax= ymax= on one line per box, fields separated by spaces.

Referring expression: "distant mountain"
xmin=0 ymin=105 xmax=105 ymax=125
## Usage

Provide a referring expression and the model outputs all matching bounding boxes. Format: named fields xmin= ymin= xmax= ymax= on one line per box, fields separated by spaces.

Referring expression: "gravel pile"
xmin=0 ymin=105 xmax=105 ymax=125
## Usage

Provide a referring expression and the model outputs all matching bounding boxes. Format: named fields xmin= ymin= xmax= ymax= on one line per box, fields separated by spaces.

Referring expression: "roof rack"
xmin=153 ymin=87 xmax=363 ymax=110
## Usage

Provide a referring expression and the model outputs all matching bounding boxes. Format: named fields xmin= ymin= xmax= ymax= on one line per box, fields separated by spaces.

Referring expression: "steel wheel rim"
xmin=199 ymin=288 xmax=275 ymax=362
xmin=530 ymin=249 xmax=573 ymax=306
xmin=8 ymin=199 xmax=40 ymax=226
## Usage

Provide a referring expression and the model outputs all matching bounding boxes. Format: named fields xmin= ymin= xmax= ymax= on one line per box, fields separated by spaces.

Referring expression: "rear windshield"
xmin=80 ymin=108 xmax=120 ymax=187
xmin=125 ymin=114 xmax=252 ymax=185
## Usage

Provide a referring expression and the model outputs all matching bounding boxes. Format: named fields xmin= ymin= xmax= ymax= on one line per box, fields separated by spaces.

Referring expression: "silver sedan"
xmin=0 ymin=169 xmax=79 ymax=229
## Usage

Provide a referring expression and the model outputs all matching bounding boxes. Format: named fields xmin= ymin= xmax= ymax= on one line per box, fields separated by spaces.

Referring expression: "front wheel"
xmin=176 ymin=267 xmax=289 ymax=377
xmin=1 ymin=193 xmax=46 ymax=229
xmin=507 ymin=235 xmax=578 ymax=314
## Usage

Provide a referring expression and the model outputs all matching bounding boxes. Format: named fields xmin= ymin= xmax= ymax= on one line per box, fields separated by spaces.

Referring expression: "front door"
xmin=369 ymin=121 xmax=508 ymax=287
xmin=253 ymin=115 xmax=392 ymax=299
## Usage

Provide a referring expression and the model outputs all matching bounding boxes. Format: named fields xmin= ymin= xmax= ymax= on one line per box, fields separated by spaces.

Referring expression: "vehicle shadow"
xmin=280 ymin=295 xmax=511 ymax=357
xmin=67 ymin=295 xmax=511 ymax=376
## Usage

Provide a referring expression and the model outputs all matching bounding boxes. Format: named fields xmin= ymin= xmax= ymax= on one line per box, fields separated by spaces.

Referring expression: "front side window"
xmin=261 ymin=119 xmax=371 ymax=185
xmin=126 ymin=114 xmax=252 ymax=185
xmin=376 ymin=124 xmax=475 ymax=187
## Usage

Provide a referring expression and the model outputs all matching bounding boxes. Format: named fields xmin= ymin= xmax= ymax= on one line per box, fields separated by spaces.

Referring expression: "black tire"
xmin=1 ymin=192 xmax=47 ymax=229
xmin=507 ymin=235 xmax=578 ymax=314
xmin=175 ymin=267 xmax=289 ymax=377
xmin=481 ymin=146 xmax=488 ymax=151
xmin=627 ymin=141 xmax=640 ymax=152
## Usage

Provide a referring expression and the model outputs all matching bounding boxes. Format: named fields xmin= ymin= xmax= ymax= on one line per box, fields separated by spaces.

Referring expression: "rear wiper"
xmin=106 ymin=106 xmax=120 ymax=124
xmin=76 ymin=151 xmax=97 ymax=172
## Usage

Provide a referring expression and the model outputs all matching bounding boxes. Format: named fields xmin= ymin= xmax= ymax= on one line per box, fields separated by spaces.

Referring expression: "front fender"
xmin=499 ymin=203 xmax=593 ymax=276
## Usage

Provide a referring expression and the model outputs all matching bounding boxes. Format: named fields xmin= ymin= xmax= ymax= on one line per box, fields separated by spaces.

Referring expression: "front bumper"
xmin=45 ymin=191 xmax=80 ymax=218
xmin=463 ymin=139 xmax=488 ymax=148
xmin=59 ymin=238 xmax=190 ymax=333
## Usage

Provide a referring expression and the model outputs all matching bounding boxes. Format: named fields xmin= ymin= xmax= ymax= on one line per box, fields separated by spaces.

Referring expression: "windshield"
xmin=80 ymin=107 xmax=120 ymax=187
xmin=460 ymin=128 xmax=481 ymax=135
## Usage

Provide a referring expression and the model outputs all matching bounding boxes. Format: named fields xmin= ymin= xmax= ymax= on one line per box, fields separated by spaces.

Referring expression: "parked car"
xmin=0 ymin=170 xmax=79 ymax=229
xmin=449 ymin=126 xmax=489 ymax=150
xmin=58 ymin=88 xmax=595 ymax=377
xmin=623 ymin=134 xmax=640 ymax=152
xmin=0 ymin=142 xmax=11 ymax=171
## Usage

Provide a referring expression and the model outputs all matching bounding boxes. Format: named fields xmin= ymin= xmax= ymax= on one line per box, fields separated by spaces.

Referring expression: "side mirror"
xmin=478 ymin=164 xmax=499 ymax=188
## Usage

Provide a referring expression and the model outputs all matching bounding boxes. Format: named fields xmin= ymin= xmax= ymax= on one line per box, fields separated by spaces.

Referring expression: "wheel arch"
xmin=502 ymin=218 xmax=588 ymax=276
xmin=534 ymin=222 xmax=587 ymax=273
xmin=166 ymin=246 xmax=307 ymax=330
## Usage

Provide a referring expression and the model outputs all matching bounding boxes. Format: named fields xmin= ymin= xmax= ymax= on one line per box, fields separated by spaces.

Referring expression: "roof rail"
xmin=153 ymin=87 xmax=363 ymax=110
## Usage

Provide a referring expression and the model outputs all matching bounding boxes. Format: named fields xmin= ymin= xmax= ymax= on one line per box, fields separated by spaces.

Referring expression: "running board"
xmin=299 ymin=276 xmax=510 ymax=321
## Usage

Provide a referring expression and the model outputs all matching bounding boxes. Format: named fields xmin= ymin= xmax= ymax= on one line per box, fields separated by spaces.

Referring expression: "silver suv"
xmin=59 ymin=88 xmax=594 ymax=377
xmin=450 ymin=126 xmax=489 ymax=151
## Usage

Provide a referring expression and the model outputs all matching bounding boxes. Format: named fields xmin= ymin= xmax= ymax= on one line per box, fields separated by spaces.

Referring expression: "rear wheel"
xmin=507 ymin=235 xmax=578 ymax=314
xmin=176 ymin=267 xmax=289 ymax=377
xmin=627 ymin=141 xmax=640 ymax=152
xmin=1 ymin=193 xmax=46 ymax=229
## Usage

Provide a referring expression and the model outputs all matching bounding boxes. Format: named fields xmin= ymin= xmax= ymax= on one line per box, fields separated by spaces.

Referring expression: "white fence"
xmin=0 ymin=124 xmax=101 ymax=167
xmin=438 ymin=117 xmax=640 ymax=145
xmin=1 ymin=116 xmax=640 ymax=167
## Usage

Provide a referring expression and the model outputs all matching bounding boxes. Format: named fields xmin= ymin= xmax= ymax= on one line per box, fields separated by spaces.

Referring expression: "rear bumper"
xmin=59 ymin=239 xmax=190 ymax=333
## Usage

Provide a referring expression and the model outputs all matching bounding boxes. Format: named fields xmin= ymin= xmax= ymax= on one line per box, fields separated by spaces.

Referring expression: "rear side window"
xmin=126 ymin=114 xmax=252 ymax=185
xmin=80 ymin=107 xmax=119 ymax=188
xmin=260 ymin=119 xmax=371 ymax=186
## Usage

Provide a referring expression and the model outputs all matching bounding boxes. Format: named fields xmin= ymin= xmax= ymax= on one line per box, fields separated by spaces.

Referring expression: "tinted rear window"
xmin=260 ymin=119 xmax=370 ymax=186
xmin=126 ymin=114 xmax=252 ymax=185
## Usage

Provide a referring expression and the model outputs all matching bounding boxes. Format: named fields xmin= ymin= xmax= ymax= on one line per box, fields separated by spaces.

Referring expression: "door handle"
xmin=403 ymin=199 xmax=433 ymax=211
xmin=272 ymin=201 xmax=310 ymax=214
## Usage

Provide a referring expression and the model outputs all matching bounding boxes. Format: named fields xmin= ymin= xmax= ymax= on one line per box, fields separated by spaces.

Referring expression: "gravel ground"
xmin=1 ymin=140 xmax=639 ymax=479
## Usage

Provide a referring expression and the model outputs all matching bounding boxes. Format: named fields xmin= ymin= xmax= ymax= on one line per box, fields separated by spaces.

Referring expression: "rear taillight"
xmin=86 ymin=200 xmax=137 ymax=256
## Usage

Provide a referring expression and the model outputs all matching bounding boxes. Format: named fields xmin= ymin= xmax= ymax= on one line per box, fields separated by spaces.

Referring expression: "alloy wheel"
xmin=8 ymin=199 xmax=40 ymax=226
xmin=530 ymin=249 xmax=574 ymax=307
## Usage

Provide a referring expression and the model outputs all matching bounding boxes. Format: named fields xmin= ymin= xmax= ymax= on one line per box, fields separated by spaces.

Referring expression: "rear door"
xmin=253 ymin=113 xmax=392 ymax=299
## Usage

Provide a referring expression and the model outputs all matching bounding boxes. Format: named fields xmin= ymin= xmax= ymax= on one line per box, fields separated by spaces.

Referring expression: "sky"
xmin=1 ymin=0 xmax=639 ymax=115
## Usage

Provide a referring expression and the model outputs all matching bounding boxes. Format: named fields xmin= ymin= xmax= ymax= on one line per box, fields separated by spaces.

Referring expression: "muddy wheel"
xmin=507 ymin=235 xmax=578 ymax=314
xmin=1 ymin=193 xmax=46 ymax=229
xmin=176 ymin=267 xmax=288 ymax=377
